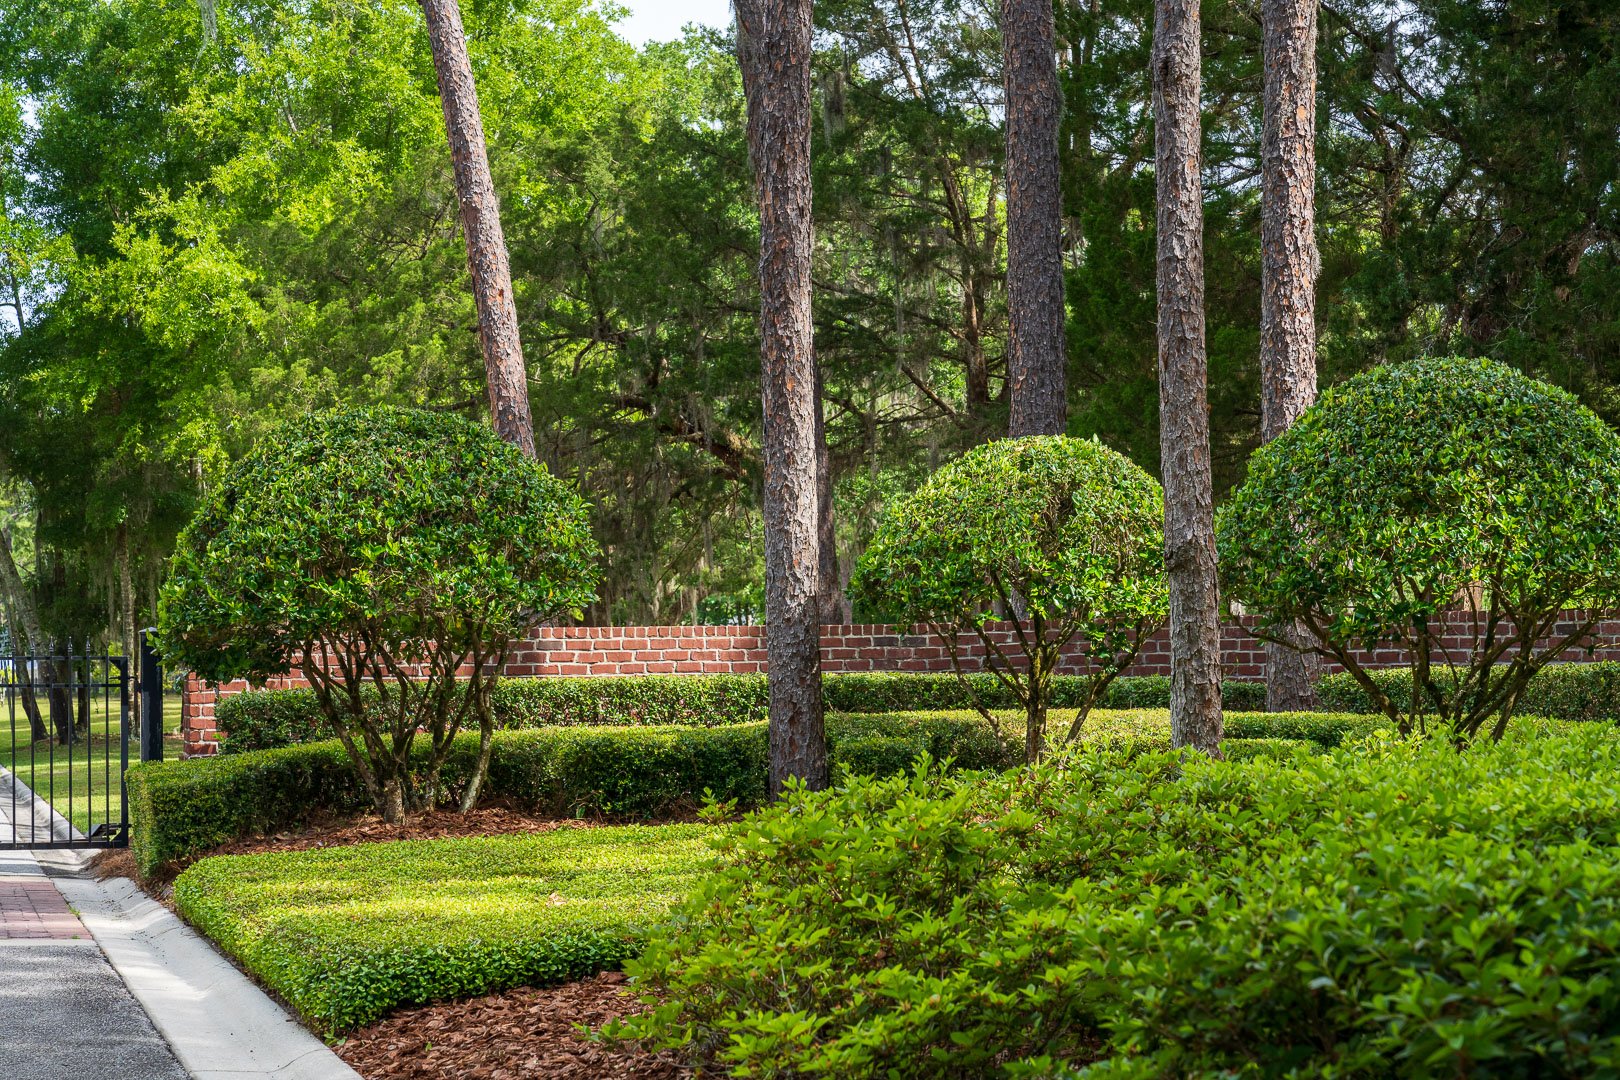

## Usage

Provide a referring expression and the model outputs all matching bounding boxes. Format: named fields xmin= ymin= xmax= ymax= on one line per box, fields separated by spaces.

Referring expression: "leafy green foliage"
xmin=1219 ymin=357 xmax=1620 ymax=742
xmin=213 ymin=673 xmax=1268 ymax=752
xmin=851 ymin=436 xmax=1167 ymax=760
xmin=129 ymin=708 xmax=1364 ymax=878
xmin=173 ymin=825 xmax=713 ymax=1032
xmin=8 ymin=0 xmax=1620 ymax=646
xmin=157 ymin=407 xmax=600 ymax=820
xmin=1317 ymin=662 xmax=1620 ymax=725
xmin=618 ymin=724 xmax=1620 ymax=1076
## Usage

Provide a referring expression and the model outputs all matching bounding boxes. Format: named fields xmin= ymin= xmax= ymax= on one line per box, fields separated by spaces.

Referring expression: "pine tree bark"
xmin=1001 ymin=0 xmax=1067 ymax=437
xmin=421 ymin=0 xmax=536 ymax=458
xmin=1260 ymin=0 xmax=1322 ymax=712
xmin=1153 ymin=0 xmax=1224 ymax=756
xmin=736 ymin=0 xmax=829 ymax=797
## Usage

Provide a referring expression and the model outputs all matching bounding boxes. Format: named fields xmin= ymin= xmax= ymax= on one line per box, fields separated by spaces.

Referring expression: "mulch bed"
xmin=203 ymin=807 xmax=601 ymax=857
xmin=335 ymin=972 xmax=690 ymax=1080
xmin=109 ymin=808 xmax=700 ymax=1076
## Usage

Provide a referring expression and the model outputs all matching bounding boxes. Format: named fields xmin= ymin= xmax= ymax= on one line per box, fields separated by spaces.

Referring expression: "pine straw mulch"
xmin=335 ymin=971 xmax=691 ymax=1080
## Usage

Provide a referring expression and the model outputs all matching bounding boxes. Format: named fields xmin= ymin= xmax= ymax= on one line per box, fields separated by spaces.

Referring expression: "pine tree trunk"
xmin=1260 ymin=0 xmax=1322 ymax=712
xmin=1001 ymin=0 xmax=1067 ymax=437
xmin=736 ymin=0 xmax=829 ymax=797
xmin=1153 ymin=0 xmax=1224 ymax=756
xmin=421 ymin=0 xmax=536 ymax=458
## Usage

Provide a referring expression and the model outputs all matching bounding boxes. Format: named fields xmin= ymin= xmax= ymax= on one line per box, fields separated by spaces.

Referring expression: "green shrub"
xmin=214 ymin=688 xmax=336 ymax=754
xmin=158 ymin=406 xmax=600 ymax=820
xmin=134 ymin=708 xmax=1365 ymax=878
xmin=130 ymin=711 xmax=1023 ymax=878
xmin=851 ymin=436 xmax=1167 ymax=761
xmin=214 ymin=673 xmax=1269 ymax=752
xmin=617 ymin=724 xmax=1620 ymax=1077
xmin=1219 ymin=356 xmax=1620 ymax=743
xmin=173 ymin=825 xmax=712 ymax=1032
xmin=1318 ymin=662 xmax=1620 ymax=723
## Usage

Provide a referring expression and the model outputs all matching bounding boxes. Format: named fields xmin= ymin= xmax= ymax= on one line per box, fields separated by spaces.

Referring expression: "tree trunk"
xmin=117 ymin=522 xmax=143 ymax=735
xmin=1260 ymin=0 xmax=1322 ymax=712
xmin=1001 ymin=0 xmax=1067 ymax=437
xmin=420 ymin=0 xmax=536 ymax=458
xmin=1153 ymin=0 xmax=1224 ymax=756
xmin=49 ymin=648 xmax=74 ymax=745
xmin=0 ymin=525 xmax=47 ymax=740
xmin=736 ymin=0 xmax=829 ymax=797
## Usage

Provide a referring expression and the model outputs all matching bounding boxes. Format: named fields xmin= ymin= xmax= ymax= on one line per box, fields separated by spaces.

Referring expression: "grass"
xmin=2 ymin=694 xmax=182 ymax=836
xmin=173 ymin=823 xmax=715 ymax=1032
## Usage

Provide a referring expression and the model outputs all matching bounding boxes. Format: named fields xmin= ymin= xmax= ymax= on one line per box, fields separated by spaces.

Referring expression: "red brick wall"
xmin=180 ymin=613 xmax=1620 ymax=755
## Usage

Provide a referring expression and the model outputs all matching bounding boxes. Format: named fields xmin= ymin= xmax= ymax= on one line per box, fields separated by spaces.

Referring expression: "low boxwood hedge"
xmin=129 ymin=708 xmax=1378 ymax=880
xmin=1317 ymin=661 xmax=1620 ymax=723
xmin=173 ymin=824 xmax=712 ymax=1032
xmin=619 ymin=723 xmax=1620 ymax=1076
xmin=214 ymin=673 xmax=1270 ymax=753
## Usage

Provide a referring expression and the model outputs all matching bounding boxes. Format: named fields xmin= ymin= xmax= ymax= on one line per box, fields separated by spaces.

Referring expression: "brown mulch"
xmin=335 ymin=972 xmax=691 ymax=1080
xmin=204 ymin=807 xmax=599 ymax=858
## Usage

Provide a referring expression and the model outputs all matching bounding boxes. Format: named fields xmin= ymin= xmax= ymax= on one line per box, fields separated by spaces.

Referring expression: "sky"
xmin=612 ymin=0 xmax=733 ymax=45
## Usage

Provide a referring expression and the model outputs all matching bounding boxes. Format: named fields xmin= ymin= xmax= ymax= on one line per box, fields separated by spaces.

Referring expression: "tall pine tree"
xmin=736 ymin=0 xmax=829 ymax=795
xmin=1154 ymin=0 xmax=1223 ymax=755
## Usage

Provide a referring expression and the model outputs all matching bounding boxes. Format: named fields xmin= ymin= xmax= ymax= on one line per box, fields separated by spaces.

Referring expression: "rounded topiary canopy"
xmin=158 ymin=406 xmax=600 ymax=683
xmin=850 ymin=435 xmax=1166 ymax=635
xmin=1218 ymin=356 xmax=1620 ymax=645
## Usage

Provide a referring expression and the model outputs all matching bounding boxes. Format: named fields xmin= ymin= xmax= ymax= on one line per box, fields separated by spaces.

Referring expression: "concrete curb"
xmin=52 ymin=871 xmax=362 ymax=1080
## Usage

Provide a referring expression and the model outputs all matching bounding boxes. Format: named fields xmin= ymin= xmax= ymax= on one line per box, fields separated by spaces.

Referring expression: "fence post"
xmin=138 ymin=628 xmax=164 ymax=763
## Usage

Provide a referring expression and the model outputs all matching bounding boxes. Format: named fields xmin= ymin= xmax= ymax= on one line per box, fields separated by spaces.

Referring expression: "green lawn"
xmin=173 ymin=823 xmax=714 ymax=1032
xmin=3 ymin=694 xmax=182 ymax=836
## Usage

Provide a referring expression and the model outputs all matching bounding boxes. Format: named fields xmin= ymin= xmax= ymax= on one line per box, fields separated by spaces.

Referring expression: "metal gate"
xmin=0 ymin=633 xmax=164 ymax=850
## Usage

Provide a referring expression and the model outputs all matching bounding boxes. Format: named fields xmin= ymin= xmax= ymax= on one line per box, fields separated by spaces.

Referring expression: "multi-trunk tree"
xmin=1153 ymin=0 xmax=1223 ymax=755
xmin=1259 ymin=0 xmax=1322 ymax=711
xmin=736 ymin=0 xmax=829 ymax=796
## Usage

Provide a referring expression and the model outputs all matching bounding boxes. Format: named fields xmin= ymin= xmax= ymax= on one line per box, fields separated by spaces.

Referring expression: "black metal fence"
xmin=0 ymin=635 xmax=164 ymax=850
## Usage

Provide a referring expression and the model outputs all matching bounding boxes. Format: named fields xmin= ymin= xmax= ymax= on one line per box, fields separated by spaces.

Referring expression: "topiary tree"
xmin=850 ymin=436 xmax=1168 ymax=761
xmin=1218 ymin=356 xmax=1620 ymax=743
xmin=157 ymin=407 xmax=600 ymax=822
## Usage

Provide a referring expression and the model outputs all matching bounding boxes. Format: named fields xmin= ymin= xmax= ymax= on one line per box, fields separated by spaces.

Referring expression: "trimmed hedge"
xmin=131 ymin=712 xmax=1017 ymax=878
xmin=174 ymin=825 xmax=712 ymax=1032
xmin=214 ymin=673 xmax=1270 ymax=752
xmin=129 ymin=708 xmax=1377 ymax=880
xmin=620 ymin=724 xmax=1620 ymax=1076
xmin=1317 ymin=662 xmax=1620 ymax=723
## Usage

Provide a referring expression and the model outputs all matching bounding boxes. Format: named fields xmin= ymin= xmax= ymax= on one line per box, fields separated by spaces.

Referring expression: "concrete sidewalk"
xmin=0 ymin=849 xmax=189 ymax=1080
xmin=2 ymin=765 xmax=360 ymax=1080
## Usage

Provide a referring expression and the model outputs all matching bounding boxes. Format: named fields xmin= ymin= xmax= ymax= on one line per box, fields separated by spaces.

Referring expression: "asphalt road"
xmin=0 ymin=942 xmax=189 ymax=1079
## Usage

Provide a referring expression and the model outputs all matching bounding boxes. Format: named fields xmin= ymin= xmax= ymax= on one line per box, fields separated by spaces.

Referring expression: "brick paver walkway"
xmin=0 ymin=872 xmax=88 ymax=939
xmin=0 ymin=765 xmax=90 ymax=940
